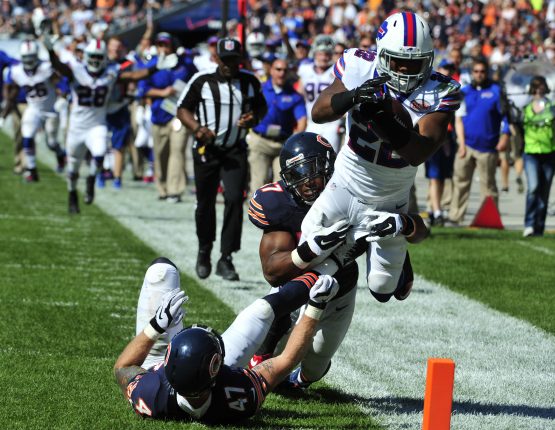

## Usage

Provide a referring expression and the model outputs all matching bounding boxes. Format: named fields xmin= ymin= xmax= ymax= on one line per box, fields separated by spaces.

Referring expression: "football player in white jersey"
xmin=289 ymin=12 xmax=460 ymax=302
xmin=1 ymin=40 xmax=65 ymax=182
xmin=45 ymin=37 xmax=177 ymax=214
xmin=297 ymin=35 xmax=343 ymax=153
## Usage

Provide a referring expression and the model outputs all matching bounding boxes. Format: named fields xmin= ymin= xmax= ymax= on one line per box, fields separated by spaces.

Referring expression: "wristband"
xmin=296 ymin=241 xmax=316 ymax=262
xmin=291 ymin=248 xmax=310 ymax=270
xmin=401 ymin=214 xmax=416 ymax=238
xmin=144 ymin=323 xmax=162 ymax=340
xmin=305 ymin=303 xmax=325 ymax=320
xmin=330 ymin=88 xmax=356 ymax=116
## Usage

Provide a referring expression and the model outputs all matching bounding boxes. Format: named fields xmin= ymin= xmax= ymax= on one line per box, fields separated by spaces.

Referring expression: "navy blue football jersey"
xmin=127 ymin=362 xmax=268 ymax=424
xmin=248 ymin=180 xmax=358 ymax=296
xmin=248 ymin=180 xmax=306 ymax=240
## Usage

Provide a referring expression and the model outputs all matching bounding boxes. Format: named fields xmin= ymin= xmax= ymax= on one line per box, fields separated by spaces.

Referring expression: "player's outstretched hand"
xmin=149 ymin=289 xmax=188 ymax=334
xmin=156 ymin=53 xmax=178 ymax=70
xmin=364 ymin=211 xmax=405 ymax=241
xmin=309 ymin=275 xmax=339 ymax=308
xmin=353 ymin=75 xmax=390 ymax=105
xmin=42 ymin=34 xmax=59 ymax=51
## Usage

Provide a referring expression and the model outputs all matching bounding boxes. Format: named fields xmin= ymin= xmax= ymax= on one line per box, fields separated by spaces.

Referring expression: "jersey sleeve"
xmin=177 ymin=72 xmax=204 ymax=111
xmin=126 ymin=371 xmax=163 ymax=418
xmin=248 ymin=182 xmax=288 ymax=230
xmin=437 ymin=76 xmax=461 ymax=113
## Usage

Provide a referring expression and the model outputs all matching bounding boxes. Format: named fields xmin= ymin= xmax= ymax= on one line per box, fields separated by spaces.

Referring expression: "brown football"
xmin=390 ymin=98 xmax=413 ymax=129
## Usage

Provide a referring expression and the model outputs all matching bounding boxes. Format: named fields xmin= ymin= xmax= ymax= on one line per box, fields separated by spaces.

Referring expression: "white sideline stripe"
xmin=516 ymin=240 xmax=555 ymax=256
xmin=36 ymin=147 xmax=555 ymax=430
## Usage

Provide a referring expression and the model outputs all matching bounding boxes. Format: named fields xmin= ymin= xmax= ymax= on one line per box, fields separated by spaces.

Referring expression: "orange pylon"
xmin=422 ymin=358 xmax=455 ymax=430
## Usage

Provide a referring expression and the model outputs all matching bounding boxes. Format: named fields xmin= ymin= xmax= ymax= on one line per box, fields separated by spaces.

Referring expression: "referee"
xmin=177 ymin=38 xmax=266 ymax=282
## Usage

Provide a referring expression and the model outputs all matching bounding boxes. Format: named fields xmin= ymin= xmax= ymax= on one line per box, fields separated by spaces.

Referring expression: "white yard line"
xmin=516 ymin=240 xmax=555 ymax=256
xmin=39 ymin=151 xmax=555 ymax=429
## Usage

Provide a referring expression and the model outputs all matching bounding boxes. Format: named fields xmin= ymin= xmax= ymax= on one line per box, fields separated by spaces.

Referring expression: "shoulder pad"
xmin=248 ymin=182 xmax=289 ymax=230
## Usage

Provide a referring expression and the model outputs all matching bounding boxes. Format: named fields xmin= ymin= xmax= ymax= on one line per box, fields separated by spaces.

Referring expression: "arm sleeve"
xmin=178 ymin=75 xmax=203 ymax=111
xmin=293 ymin=94 xmax=308 ymax=119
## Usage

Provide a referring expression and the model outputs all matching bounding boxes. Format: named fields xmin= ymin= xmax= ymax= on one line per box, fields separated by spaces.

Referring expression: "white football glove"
xmin=363 ymin=211 xmax=405 ymax=242
xmin=42 ymin=34 xmax=59 ymax=51
xmin=156 ymin=53 xmax=178 ymax=70
xmin=293 ymin=212 xmax=350 ymax=269
xmin=149 ymin=289 xmax=188 ymax=334
xmin=309 ymin=275 xmax=339 ymax=308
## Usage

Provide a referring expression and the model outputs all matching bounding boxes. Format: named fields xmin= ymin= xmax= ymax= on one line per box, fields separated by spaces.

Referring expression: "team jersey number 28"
xmin=76 ymin=85 xmax=108 ymax=107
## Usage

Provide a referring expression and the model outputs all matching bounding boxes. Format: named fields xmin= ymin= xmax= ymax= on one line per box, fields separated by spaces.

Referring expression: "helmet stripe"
xmin=403 ymin=12 xmax=417 ymax=47
xmin=96 ymin=39 xmax=101 ymax=50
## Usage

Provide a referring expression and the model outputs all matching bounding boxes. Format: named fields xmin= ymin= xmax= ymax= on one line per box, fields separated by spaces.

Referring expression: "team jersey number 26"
xmin=76 ymin=85 xmax=108 ymax=107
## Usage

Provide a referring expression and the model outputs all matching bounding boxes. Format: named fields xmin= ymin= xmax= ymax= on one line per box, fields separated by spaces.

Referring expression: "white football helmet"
xmin=20 ymin=40 xmax=40 ymax=71
xmin=246 ymin=32 xmax=265 ymax=58
xmin=313 ymin=35 xmax=335 ymax=69
xmin=376 ymin=12 xmax=434 ymax=94
xmin=84 ymin=39 xmax=107 ymax=73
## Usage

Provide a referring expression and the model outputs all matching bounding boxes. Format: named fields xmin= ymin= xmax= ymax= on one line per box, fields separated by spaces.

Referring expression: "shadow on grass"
xmin=236 ymin=386 xmax=555 ymax=429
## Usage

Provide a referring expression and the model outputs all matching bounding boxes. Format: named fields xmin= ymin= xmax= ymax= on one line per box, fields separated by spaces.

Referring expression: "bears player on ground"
xmin=291 ymin=12 xmax=457 ymax=302
xmin=1 ymin=39 xmax=65 ymax=182
xmin=44 ymin=37 xmax=177 ymax=214
xmin=297 ymin=36 xmax=343 ymax=153
xmin=114 ymin=257 xmax=339 ymax=423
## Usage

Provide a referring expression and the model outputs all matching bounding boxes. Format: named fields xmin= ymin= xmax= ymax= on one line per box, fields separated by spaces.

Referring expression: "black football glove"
xmin=353 ymin=75 xmax=391 ymax=105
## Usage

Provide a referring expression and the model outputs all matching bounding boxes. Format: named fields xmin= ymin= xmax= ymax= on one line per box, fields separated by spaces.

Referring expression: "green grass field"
xmin=0 ymin=135 xmax=383 ymax=429
xmin=0 ymin=132 xmax=553 ymax=429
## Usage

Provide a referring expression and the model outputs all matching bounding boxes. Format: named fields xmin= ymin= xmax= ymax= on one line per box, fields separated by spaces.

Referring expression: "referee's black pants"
xmin=193 ymin=144 xmax=248 ymax=256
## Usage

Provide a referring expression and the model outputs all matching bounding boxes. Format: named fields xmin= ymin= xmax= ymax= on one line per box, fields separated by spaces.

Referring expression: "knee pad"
xmin=67 ymin=171 xmax=79 ymax=181
xmin=144 ymin=262 xmax=180 ymax=291
xmin=22 ymin=137 xmax=35 ymax=150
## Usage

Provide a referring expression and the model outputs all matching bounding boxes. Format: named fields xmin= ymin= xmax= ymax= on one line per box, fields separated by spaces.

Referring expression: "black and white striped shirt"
xmin=178 ymin=68 xmax=265 ymax=148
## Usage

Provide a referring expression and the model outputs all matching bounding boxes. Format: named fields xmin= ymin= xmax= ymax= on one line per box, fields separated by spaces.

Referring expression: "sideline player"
xmin=45 ymin=37 xmax=177 ymax=214
xmin=1 ymin=39 xmax=65 ymax=181
xmin=297 ymin=36 xmax=343 ymax=152
xmin=114 ymin=257 xmax=339 ymax=423
xmin=291 ymin=12 xmax=458 ymax=302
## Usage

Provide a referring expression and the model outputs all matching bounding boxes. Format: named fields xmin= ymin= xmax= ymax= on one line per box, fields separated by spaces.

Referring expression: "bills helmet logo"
xmin=411 ymin=99 xmax=431 ymax=111
xmin=377 ymin=21 xmax=388 ymax=40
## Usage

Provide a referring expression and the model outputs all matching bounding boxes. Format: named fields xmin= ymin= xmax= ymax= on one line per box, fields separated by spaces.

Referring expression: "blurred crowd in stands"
xmin=0 ymin=0 xmax=554 ymax=255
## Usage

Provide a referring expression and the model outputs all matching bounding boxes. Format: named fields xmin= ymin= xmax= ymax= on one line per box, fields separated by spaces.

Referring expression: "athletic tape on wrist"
xmin=143 ymin=323 xmax=162 ymax=340
xmin=291 ymin=248 xmax=310 ymax=270
xmin=305 ymin=304 xmax=324 ymax=320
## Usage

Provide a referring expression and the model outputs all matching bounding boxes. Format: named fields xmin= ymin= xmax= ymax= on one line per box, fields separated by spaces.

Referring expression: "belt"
xmin=253 ymin=131 xmax=286 ymax=143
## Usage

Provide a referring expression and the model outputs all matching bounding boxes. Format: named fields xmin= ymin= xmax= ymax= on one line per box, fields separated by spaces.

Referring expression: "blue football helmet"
xmin=164 ymin=325 xmax=225 ymax=397
xmin=279 ymin=132 xmax=336 ymax=205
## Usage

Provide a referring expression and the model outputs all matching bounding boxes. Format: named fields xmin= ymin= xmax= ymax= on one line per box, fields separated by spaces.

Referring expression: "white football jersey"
xmin=298 ymin=63 xmax=342 ymax=151
xmin=332 ymin=48 xmax=461 ymax=201
xmin=68 ymin=61 xmax=120 ymax=130
xmin=9 ymin=62 xmax=57 ymax=112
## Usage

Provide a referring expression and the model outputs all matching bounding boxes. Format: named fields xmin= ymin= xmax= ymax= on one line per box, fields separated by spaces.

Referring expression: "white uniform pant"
xmin=66 ymin=124 xmax=108 ymax=175
xmin=295 ymin=285 xmax=357 ymax=381
xmin=135 ymin=263 xmax=183 ymax=369
xmin=302 ymin=176 xmax=409 ymax=296
xmin=21 ymin=107 xmax=59 ymax=147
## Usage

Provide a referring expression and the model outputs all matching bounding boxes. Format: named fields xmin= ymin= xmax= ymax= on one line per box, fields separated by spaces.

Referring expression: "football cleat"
xmin=68 ymin=190 xmax=80 ymax=214
xmin=278 ymin=367 xmax=312 ymax=390
xmin=96 ymin=173 xmax=105 ymax=189
xmin=248 ymin=353 xmax=272 ymax=369
xmin=85 ymin=175 xmax=95 ymax=204
xmin=23 ymin=168 xmax=39 ymax=182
